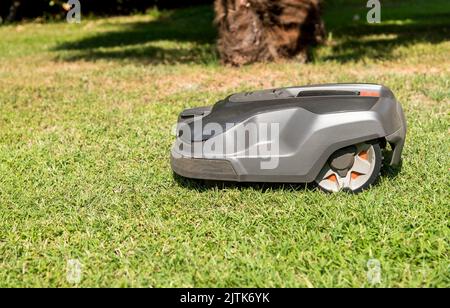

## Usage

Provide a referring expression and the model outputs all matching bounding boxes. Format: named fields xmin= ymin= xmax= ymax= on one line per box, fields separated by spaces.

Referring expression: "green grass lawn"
xmin=0 ymin=0 xmax=449 ymax=287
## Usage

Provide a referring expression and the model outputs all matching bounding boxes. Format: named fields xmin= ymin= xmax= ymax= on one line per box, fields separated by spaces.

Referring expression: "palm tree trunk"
xmin=214 ymin=0 xmax=325 ymax=66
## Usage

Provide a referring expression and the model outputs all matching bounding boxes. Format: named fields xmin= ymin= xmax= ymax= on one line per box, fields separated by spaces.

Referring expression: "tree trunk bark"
xmin=214 ymin=0 xmax=325 ymax=66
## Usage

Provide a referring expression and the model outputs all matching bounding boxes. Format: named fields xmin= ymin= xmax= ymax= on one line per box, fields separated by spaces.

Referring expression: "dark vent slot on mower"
xmin=297 ymin=90 xmax=360 ymax=97
xmin=180 ymin=106 xmax=213 ymax=118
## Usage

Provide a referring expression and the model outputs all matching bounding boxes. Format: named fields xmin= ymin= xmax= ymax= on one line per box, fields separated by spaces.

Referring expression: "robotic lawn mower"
xmin=171 ymin=84 xmax=406 ymax=193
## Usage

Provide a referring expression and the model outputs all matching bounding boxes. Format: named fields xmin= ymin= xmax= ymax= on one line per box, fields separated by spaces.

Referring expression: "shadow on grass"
xmin=382 ymin=160 xmax=403 ymax=180
xmin=322 ymin=5 xmax=450 ymax=62
xmin=54 ymin=5 xmax=218 ymax=64
xmin=54 ymin=2 xmax=449 ymax=64
xmin=173 ymin=156 xmax=403 ymax=193
xmin=173 ymin=172 xmax=314 ymax=193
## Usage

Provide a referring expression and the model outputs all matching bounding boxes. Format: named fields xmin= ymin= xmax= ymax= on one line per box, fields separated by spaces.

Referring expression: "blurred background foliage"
xmin=0 ymin=0 xmax=213 ymax=22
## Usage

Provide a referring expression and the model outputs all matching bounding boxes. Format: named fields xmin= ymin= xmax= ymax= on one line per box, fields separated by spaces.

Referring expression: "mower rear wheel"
xmin=315 ymin=142 xmax=382 ymax=193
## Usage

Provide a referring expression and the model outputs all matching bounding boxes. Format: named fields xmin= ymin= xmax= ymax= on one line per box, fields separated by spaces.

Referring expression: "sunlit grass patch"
xmin=0 ymin=0 xmax=449 ymax=288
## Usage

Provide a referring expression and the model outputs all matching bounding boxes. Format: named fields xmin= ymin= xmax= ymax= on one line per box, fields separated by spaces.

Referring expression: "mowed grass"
xmin=0 ymin=0 xmax=449 ymax=287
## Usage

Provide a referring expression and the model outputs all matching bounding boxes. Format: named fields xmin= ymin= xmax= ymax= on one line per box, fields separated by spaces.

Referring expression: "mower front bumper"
xmin=171 ymin=153 xmax=238 ymax=181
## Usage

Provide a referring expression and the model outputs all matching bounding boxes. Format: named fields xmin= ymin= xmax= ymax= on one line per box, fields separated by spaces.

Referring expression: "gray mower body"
xmin=171 ymin=84 xmax=406 ymax=183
